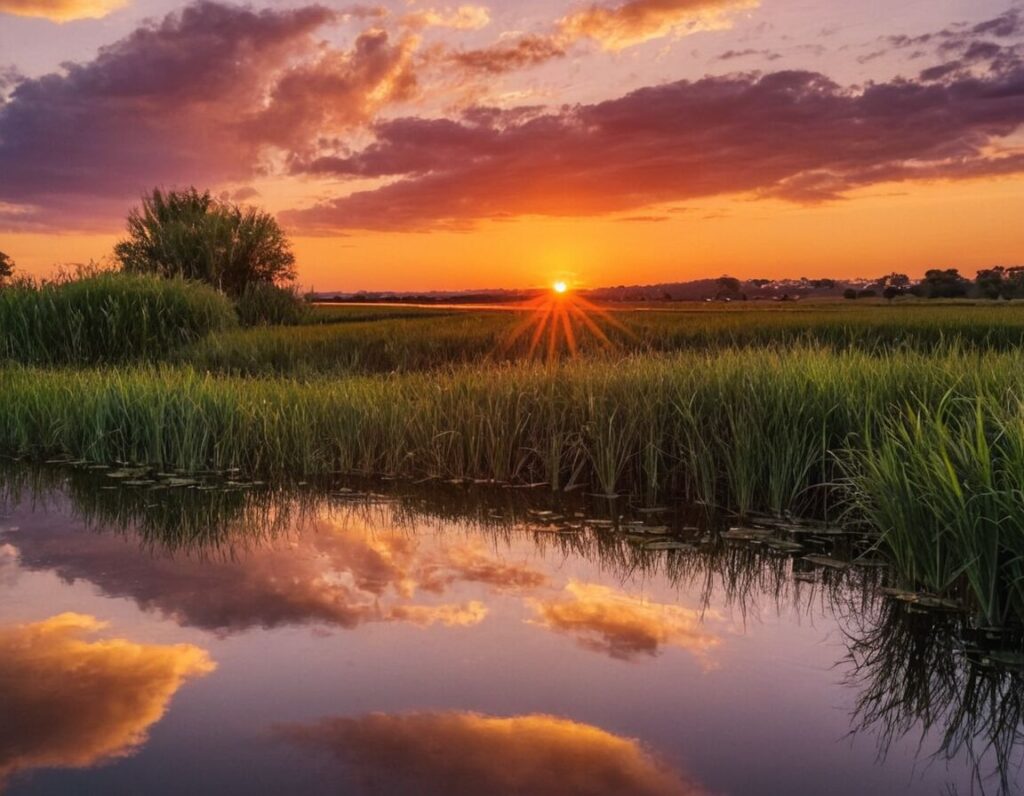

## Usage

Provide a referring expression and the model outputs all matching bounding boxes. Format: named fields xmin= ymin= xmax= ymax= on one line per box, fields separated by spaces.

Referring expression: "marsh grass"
xmin=2 ymin=347 xmax=1017 ymax=514
xmin=181 ymin=303 xmax=1024 ymax=377
xmin=0 ymin=273 xmax=236 ymax=365
xmin=847 ymin=396 xmax=1024 ymax=625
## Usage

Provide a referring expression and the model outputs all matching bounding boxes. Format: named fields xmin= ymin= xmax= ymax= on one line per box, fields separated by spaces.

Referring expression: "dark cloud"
xmin=284 ymin=62 xmax=1024 ymax=231
xmin=0 ymin=1 xmax=419 ymax=230
xmin=716 ymin=47 xmax=780 ymax=61
xmin=277 ymin=711 xmax=708 ymax=796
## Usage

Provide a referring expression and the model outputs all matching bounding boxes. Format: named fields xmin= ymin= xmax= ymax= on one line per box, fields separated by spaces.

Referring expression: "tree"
xmin=881 ymin=273 xmax=911 ymax=290
xmin=115 ymin=188 xmax=296 ymax=297
xmin=843 ymin=288 xmax=858 ymax=300
xmin=0 ymin=250 xmax=13 ymax=284
xmin=883 ymin=286 xmax=901 ymax=301
xmin=976 ymin=267 xmax=1006 ymax=299
xmin=715 ymin=275 xmax=742 ymax=300
xmin=921 ymin=268 xmax=969 ymax=299
xmin=976 ymin=267 xmax=1024 ymax=300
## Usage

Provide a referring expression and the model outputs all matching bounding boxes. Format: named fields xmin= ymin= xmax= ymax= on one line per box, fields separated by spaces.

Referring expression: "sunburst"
xmin=499 ymin=282 xmax=633 ymax=361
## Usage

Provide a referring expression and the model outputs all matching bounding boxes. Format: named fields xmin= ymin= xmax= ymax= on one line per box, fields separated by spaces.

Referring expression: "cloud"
xmin=245 ymin=28 xmax=419 ymax=153
xmin=402 ymin=5 xmax=491 ymax=31
xmin=0 ymin=1 xmax=419 ymax=230
xmin=0 ymin=0 xmax=125 ymax=22
xmin=0 ymin=614 xmax=214 ymax=784
xmin=447 ymin=0 xmax=753 ymax=74
xmin=448 ymin=34 xmax=568 ymax=74
xmin=529 ymin=581 xmax=723 ymax=662
xmin=284 ymin=62 xmax=1024 ymax=231
xmin=1 ymin=520 xmax=557 ymax=635
xmin=559 ymin=0 xmax=758 ymax=51
xmin=277 ymin=711 xmax=708 ymax=796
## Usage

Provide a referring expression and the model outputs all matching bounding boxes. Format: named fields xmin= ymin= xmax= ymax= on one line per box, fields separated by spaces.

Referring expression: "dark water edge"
xmin=0 ymin=465 xmax=1022 ymax=796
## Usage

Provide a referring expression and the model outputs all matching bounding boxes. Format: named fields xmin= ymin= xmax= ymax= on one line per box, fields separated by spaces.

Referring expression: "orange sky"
xmin=1 ymin=0 xmax=1022 ymax=290
xmin=7 ymin=176 xmax=1023 ymax=290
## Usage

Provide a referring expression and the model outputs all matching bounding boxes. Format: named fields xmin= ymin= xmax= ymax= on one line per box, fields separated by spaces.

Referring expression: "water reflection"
xmin=530 ymin=581 xmax=725 ymax=664
xmin=2 ymin=466 xmax=1024 ymax=794
xmin=844 ymin=599 xmax=1024 ymax=795
xmin=0 ymin=614 xmax=213 ymax=786
xmin=278 ymin=711 xmax=707 ymax=796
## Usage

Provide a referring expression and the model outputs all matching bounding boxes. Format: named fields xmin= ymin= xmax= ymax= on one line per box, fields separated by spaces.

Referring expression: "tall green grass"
xmin=847 ymin=397 xmax=1024 ymax=625
xmin=0 ymin=273 xmax=236 ymax=365
xmin=181 ymin=304 xmax=1024 ymax=377
xmin=2 ymin=347 xmax=1017 ymax=516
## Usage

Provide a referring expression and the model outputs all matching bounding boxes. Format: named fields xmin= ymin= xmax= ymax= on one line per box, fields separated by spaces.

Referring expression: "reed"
xmin=2 ymin=347 xmax=1018 ymax=517
xmin=847 ymin=395 xmax=1024 ymax=625
xmin=0 ymin=273 xmax=236 ymax=365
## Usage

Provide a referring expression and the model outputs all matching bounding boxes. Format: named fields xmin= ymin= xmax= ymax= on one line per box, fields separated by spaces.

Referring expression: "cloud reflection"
xmin=0 ymin=613 xmax=214 ymax=784
xmin=278 ymin=711 xmax=708 ymax=796
xmin=2 ymin=521 xmax=554 ymax=636
xmin=530 ymin=581 xmax=723 ymax=664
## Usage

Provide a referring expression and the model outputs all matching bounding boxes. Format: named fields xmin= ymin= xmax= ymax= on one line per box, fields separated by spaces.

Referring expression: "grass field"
xmin=4 ymin=296 xmax=1024 ymax=622
xmin=182 ymin=301 xmax=1024 ymax=376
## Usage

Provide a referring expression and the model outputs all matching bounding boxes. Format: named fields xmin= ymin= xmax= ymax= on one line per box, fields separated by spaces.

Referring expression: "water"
xmin=0 ymin=469 xmax=1021 ymax=795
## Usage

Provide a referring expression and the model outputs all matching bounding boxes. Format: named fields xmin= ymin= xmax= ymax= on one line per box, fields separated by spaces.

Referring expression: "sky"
xmin=0 ymin=0 xmax=1022 ymax=290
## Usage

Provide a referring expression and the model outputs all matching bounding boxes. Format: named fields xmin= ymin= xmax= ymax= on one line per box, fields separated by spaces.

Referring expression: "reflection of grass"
xmin=844 ymin=599 xmax=1024 ymax=796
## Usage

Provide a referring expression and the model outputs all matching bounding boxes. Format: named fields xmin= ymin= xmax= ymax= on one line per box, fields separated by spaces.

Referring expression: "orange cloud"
xmin=0 ymin=613 xmax=214 ymax=784
xmin=386 ymin=601 xmax=487 ymax=626
xmin=419 ymin=541 xmax=551 ymax=593
xmin=530 ymin=581 xmax=723 ymax=663
xmin=278 ymin=711 xmax=709 ymax=796
xmin=0 ymin=0 xmax=126 ymax=22
xmin=402 ymin=5 xmax=491 ymax=31
xmin=559 ymin=0 xmax=759 ymax=50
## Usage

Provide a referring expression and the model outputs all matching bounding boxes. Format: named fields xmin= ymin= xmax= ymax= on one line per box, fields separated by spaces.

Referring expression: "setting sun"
xmin=553 ymin=281 xmax=569 ymax=295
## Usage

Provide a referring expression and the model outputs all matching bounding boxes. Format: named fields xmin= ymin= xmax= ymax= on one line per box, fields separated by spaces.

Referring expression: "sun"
xmin=552 ymin=281 xmax=569 ymax=295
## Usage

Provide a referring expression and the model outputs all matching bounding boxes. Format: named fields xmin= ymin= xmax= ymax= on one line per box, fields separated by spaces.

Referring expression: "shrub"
xmin=0 ymin=273 xmax=237 ymax=365
xmin=115 ymin=188 xmax=296 ymax=297
xmin=235 ymin=282 xmax=310 ymax=327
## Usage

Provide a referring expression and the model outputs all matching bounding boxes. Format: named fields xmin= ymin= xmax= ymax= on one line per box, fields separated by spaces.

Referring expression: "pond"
xmin=0 ymin=468 xmax=1021 ymax=795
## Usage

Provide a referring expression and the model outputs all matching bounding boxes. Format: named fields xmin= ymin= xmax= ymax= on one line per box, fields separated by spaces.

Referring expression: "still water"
xmin=0 ymin=469 xmax=1021 ymax=795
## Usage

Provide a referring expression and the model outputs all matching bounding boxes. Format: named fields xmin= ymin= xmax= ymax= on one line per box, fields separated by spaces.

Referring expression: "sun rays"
xmin=500 ymin=283 xmax=634 ymax=361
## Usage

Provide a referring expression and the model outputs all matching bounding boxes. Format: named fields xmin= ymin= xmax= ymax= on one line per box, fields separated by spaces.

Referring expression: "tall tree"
xmin=115 ymin=188 xmax=296 ymax=296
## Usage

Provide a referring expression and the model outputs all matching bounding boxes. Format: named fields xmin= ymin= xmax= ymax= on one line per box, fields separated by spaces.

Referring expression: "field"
xmin=4 ymin=298 xmax=1024 ymax=623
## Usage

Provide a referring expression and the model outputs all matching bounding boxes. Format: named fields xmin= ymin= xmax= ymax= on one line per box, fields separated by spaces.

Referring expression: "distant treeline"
xmin=317 ymin=292 xmax=538 ymax=305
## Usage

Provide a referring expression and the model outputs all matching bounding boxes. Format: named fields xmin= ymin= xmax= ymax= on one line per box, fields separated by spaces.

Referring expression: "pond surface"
xmin=0 ymin=469 xmax=1021 ymax=795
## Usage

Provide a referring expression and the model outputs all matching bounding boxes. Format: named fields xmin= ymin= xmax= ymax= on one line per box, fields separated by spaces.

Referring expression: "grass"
xmin=5 ymin=295 xmax=1024 ymax=624
xmin=180 ymin=302 xmax=1024 ymax=377
xmin=847 ymin=397 xmax=1024 ymax=626
xmin=1 ymin=346 xmax=1017 ymax=510
xmin=0 ymin=273 xmax=237 ymax=365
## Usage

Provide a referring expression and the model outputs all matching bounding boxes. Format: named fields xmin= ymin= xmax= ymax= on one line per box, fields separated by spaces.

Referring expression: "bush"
xmin=235 ymin=282 xmax=310 ymax=327
xmin=0 ymin=273 xmax=237 ymax=365
xmin=115 ymin=188 xmax=296 ymax=297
